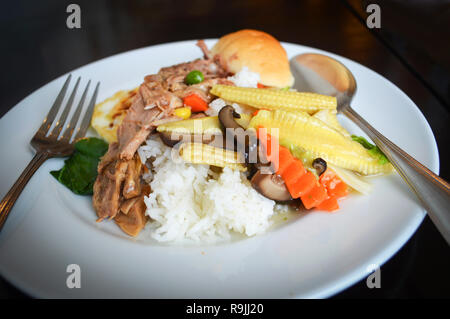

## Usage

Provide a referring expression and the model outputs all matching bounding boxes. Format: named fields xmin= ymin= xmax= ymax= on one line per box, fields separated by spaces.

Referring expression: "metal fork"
xmin=0 ymin=75 xmax=100 ymax=230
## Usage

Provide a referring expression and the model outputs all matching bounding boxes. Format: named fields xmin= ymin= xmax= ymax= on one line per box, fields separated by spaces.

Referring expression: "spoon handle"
xmin=343 ymin=106 xmax=450 ymax=244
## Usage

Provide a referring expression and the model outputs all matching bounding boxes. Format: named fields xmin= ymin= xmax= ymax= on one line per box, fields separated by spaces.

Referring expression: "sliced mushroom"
xmin=159 ymin=131 xmax=182 ymax=147
xmin=218 ymin=105 xmax=258 ymax=164
xmin=251 ymin=170 xmax=292 ymax=201
xmin=218 ymin=105 xmax=243 ymax=148
xmin=312 ymin=158 xmax=327 ymax=176
xmin=218 ymin=105 xmax=243 ymax=131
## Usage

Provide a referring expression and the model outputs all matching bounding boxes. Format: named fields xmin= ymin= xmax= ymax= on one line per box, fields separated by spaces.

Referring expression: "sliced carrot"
xmin=183 ymin=94 xmax=209 ymax=112
xmin=285 ymin=170 xmax=315 ymax=199
xmin=328 ymin=181 xmax=348 ymax=197
xmin=276 ymin=146 xmax=294 ymax=175
xmin=319 ymin=168 xmax=348 ymax=198
xmin=316 ymin=196 xmax=339 ymax=212
xmin=267 ymin=134 xmax=279 ymax=164
xmin=254 ymin=127 xmax=347 ymax=210
xmin=256 ymin=128 xmax=279 ymax=163
xmin=282 ymin=159 xmax=306 ymax=187
xmin=300 ymin=183 xmax=328 ymax=209
xmin=257 ymin=83 xmax=268 ymax=88
xmin=319 ymin=168 xmax=336 ymax=186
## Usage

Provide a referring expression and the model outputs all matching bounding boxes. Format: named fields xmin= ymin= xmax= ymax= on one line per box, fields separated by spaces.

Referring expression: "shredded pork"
xmin=93 ymin=41 xmax=231 ymax=236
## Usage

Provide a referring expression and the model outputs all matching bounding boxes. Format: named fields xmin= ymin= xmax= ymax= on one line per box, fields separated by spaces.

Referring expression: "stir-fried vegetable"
xmin=250 ymin=109 xmax=393 ymax=175
xmin=328 ymin=163 xmax=373 ymax=195
xmin=351 ymin=135 xmax=389 ymax=165
xmin=257 ymin=130 xmax=348 ymax=211
xmin=183 ymin=94 xmax=209 ymax=112
xmin=288 ymin=170 xmax=317 ymax=199
xmin=158 ymin=116 xmax=222 ymax=135
xmin=185 ymin=70 xmax=204 ymax=85
xmin=275 ymin=146 xmax=295 ymax=176
xmin=210 ymin=84 xmax=336 ymax=113
xmin=319 ymin=169 xmax=349 ymax=197
xmin=157 ymin=114 xmax=251 ymax=135
xmin=316 ymin=168 xmax=349 ymax=211
xmin=179 ymin=142 xmax=247 ymax=171
xmin=316 ymin=194 xmax=339 ymax=211
xmin=301 ymin=183 xmax=328 ymax=210
xmin=50 ymin=138 xmax=108 ymax=195
xmin=312 ymin=109 xmax=350 ymax=138
xmin=173 ymin=107 xmax=192 ymax=119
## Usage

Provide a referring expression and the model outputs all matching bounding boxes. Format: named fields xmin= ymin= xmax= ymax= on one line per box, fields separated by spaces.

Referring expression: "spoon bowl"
xmin=290 ymin=53 xmax=356 ymax=111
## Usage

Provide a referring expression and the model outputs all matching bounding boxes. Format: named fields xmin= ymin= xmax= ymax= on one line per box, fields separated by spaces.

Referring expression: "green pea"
xmin=185 ymin=70 xmax=204 ymax=85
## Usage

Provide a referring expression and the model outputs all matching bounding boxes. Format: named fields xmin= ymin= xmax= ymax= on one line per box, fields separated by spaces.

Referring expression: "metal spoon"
xmin=290 ymin=53 xmax=450 ymax=244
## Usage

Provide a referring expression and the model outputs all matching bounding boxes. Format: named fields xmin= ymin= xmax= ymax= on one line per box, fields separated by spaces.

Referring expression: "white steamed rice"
xmin=227 ymin=66 xmax=260 ymax=88
xmin=138 ymin=136 xmax=278 ymax=243
xmin=205 ymin=67 xmax=260 ymax=116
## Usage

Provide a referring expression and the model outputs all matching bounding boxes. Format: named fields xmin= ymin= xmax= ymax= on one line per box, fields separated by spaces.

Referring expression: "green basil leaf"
xmin=75 ymin=137 xmax=109 ymax=158
xmin=50 ymin=137 xmax=108 ymax=195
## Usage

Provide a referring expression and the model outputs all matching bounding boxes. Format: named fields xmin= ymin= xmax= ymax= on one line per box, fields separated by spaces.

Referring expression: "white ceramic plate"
xmin=0 ymin=40 xmax=439 ymax=298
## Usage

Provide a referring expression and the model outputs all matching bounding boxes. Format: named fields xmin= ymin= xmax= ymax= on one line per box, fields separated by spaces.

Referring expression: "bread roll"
xmin=211 ymin=29 xmax=294 ymax=88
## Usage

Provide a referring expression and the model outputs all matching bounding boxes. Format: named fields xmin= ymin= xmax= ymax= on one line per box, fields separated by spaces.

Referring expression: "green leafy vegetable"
xmin=351 ymin=135 xmax=389 ymax=165
xmin=51 ymin=137 xmax=108 ymax=195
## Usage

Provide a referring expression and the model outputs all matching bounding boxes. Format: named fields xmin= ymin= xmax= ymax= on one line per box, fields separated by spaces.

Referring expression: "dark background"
xmin=1 ymin=0 xmax=449 ymax=298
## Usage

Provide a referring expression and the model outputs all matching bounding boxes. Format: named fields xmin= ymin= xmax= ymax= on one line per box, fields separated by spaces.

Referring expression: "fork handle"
xmin=343 ymin=106 xmax=450 ymax=244
xmin=0 ymin=152 xmax=49 ymax=231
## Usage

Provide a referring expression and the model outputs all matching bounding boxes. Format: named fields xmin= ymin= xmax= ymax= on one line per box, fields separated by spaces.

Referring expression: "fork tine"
xmin=48 ymin=77 xmax=80 ymax=139
xmin=73 ymin=81 xmax=100 ymax=141
xmin=35 ymin=74 xmax=72 ymax=137
xmin=59 ymin=80 xmax=91 ymax=142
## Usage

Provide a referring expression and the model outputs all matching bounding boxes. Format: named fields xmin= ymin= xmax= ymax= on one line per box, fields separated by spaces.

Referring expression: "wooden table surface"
xmin=0 ymin=0 xmax=449 ymax=298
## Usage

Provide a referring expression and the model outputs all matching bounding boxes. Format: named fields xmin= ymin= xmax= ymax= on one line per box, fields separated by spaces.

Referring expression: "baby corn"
xmin=249 ymin=110 xmax=393 ymax=175
xmin=312 ymin=109 xmax=351 ymax=138
xmin=210 ymin=85 xmax=337 ymax=113
xmin=157 ymin=114 xmax=251 ymax=135
xmin=180 ymin=143 xmax=247 ymax=171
